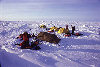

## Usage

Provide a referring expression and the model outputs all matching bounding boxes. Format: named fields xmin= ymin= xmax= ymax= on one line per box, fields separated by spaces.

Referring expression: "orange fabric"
xmin=19 ymin=33 xmax=29 ymax=46
xmin=23 ymin=34 xmax=29 ymax=41
xmin=20 ymin=41 xmax=25 ymax=46
xmin=65 ymin=34 xmax=71 ymax=37
xmin=20 ymin=41 xmax=29 ymax=46
xmin=76 ymin=33 xmax=79 ymax=35
xmin=48 ymin=30 xmax=54 ymax=32
xmin=20 ymin=42 xmax=23 ymax=46
xmin=19 ymin=36 xmax=22 ymax=38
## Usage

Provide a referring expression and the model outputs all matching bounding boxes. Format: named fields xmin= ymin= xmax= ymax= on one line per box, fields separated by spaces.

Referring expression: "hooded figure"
xmin=71 ymin=25 xmax=75 ymax=35
xmin=18 ymin=32 xmax=31 ymax=49
xmin=16 ymin=32 xmax=41 ymax=49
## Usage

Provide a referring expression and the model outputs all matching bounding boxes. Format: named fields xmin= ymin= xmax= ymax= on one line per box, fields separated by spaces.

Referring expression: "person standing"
xmin=71 ymin=25 xmax=75 ymax=35
xmin=65 ymin=24 xmax=70 ymax=34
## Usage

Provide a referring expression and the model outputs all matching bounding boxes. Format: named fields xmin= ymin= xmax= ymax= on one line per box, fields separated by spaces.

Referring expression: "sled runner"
xmin=64 ymin=34 xmax=71 ymax=37
xmin=74 ymin=33 xmax=83 ymax=36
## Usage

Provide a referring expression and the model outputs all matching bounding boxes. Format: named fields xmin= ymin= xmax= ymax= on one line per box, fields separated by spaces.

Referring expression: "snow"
xmin=0 ymin=21 xmax=100 ymax=67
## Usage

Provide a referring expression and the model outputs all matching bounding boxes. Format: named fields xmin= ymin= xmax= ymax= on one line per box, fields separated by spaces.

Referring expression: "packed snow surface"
xmin=0 ymin=21 xmax=100 ymax=67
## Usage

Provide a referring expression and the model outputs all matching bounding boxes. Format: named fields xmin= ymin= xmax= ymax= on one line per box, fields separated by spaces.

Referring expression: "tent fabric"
xmin=40 ymin=25 xmax=46 ymax=28
xmin=37 ymin=32 xmax=61 ymax=44
xmin=58 ymin=28 xmax=70 ymax=34
xmin=50 ymin=26 xmax=59 ymax=31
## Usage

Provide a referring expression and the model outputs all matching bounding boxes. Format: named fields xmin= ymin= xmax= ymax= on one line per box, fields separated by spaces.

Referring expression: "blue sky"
xmin=0 ymin=0 xmax=100 ymax=21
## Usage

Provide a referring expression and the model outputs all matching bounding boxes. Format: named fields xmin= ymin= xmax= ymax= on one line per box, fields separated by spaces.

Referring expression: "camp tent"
xmin=37 ymin=32 xmax=61 ymax=44
xmin=50 ymin=26 xmax=59 ymax=31
xmin=40 ymin=25 xmax=46 ymax=28
xmin=58 ymin=28 xmax=70 ymax=34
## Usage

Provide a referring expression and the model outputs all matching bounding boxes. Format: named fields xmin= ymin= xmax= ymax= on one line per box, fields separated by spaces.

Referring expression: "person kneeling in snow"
xmin=17 ymin=32 xmax=31 ymax=49
xmin=65 ymin=25 xmax=71 ymax=37
xmin=16 ymin=32 xmax=41 ymax=50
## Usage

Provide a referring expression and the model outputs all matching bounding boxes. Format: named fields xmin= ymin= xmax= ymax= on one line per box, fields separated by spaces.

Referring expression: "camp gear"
xmin=64 ymin=34 xmax=71 ymax=37
xmin=31 ymin=46 xmax=41 ymax=50
xmin=58 ymin=28 xmax=70 ymax=34
xmin=37 ymin=32 xmax=61 ymax=44
xmin=58 ymin=28 xmax=64 ymax=34
xmin=40 ymin=25 xmax=46 ymax=28
xmin=46 ymin=28 xmax=50 ymax=30
xmin=20 ymin=40 xmax=29 ymax=46
xmin=21 ymin=46 xmax=32 ymax=49
xmin=17 ymin=32 xmax=31 ymax=47
xmin=50 ymin=26 xmax=59 ymax=31
xmin=16 ymin=32 xmax=41 ymax=49
xmin=48 ymin=30 xmax=54 ymax=32
xmin=30 ymin=39 xmax=39 ymax=47
xmin=30 ymin=40 xmax=41 ymax=50
xmin=20 ymin=41 xmax=30 ymax=49
xmin=75 ymin=33 xmax=83 ymax=36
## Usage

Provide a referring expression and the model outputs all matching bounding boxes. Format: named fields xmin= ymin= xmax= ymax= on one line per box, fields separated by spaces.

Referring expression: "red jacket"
xmin=18 ymin=32 xmax=30 ymax=46
xmin=23 ymin=34 xmax=29 ymax=41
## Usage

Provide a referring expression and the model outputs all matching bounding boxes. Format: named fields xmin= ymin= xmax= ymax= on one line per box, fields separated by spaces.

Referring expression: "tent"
xmin=37 ymin=32 xmax=61 ymax=44
xmin=40 ymin=25 xmax=46 ymax=28
xmin=50 ymin=26 xmax=59 ymax=31
xmin=58 ymin=28 xmax=70 ymax=34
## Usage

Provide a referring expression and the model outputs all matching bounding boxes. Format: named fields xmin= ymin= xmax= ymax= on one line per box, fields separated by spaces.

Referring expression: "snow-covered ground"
xmin=0 ymin=21 xmax=100 ymax=67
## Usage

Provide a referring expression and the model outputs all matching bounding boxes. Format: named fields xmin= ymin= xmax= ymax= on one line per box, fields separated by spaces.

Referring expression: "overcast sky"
xmin=0 ymin=0 xmax=100 ymax=21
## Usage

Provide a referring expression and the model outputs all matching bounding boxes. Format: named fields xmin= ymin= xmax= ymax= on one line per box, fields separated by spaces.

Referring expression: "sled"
xmin=48 ymin=30 xmax=54 ymax=33
xmin=31 ymin=46 xmax=41 ymax=50
xmin=74 ymin=33 xmax=83 ymax=36
xmin=64 ymin=34 xmax=71 ymax=37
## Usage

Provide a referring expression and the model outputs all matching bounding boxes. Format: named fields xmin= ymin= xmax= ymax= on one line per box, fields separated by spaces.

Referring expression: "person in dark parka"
xmin=71 ymin=25 xmax=75 ymax=35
